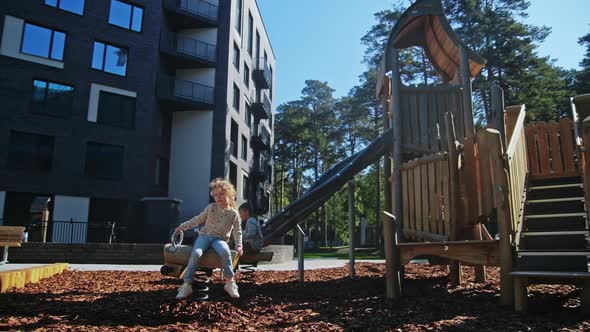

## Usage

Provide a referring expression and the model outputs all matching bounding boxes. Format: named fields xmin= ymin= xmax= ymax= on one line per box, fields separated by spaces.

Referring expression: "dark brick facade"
xmin=0 ymin=0 xmax=232 ymax=241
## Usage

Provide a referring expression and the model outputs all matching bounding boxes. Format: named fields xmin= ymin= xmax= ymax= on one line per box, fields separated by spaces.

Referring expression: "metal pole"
xmin=297 ymin=224 xmax=305 ymax=284
xmin=348 ymin=180 xmax=355 ymax=279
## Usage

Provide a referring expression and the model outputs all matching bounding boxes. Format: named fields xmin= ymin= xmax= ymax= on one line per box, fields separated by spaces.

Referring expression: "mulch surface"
xmin=1 ymin=263 xmax=589 ymax=331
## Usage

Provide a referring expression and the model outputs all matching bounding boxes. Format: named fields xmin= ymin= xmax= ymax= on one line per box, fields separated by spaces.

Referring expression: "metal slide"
xmin=262 ymin=128 xmax=393 ymax=242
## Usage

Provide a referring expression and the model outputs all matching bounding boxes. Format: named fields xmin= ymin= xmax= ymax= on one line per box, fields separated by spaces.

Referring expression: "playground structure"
xmin=160 ymin=0 xmax=590 ymax=312
xmin=375 ymin=0 xmax=590 ymax=312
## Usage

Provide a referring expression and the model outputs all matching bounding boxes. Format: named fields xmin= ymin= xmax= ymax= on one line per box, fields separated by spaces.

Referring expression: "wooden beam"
xmin=582 ymin=116 xmax=590 ymax=222
xmin=444 ymin=112 xmax=462 ymax=287
xmin=484 ymin=128 xmax=515 ymax=306
xmin=386 ymin=46 xmax=403 ymax=298
xmin=459 ymin=46 xmax=475 ymax=136
xmin=398 ymin=240 xmax=499 ymax=266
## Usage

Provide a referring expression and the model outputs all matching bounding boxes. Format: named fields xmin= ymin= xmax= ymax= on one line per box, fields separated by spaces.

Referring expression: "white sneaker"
xmin=224 ymin=280 xmax=240 ymax=298
xmin=176 ymin=282 xmax=193 ymax=300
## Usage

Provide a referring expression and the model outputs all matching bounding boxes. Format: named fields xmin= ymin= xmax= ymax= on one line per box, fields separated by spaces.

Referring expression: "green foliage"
xmin=575 ymin=28 xmax=590 ymax=95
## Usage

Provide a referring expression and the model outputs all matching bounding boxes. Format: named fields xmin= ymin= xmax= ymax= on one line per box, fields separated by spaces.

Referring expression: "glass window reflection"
xmin=21 ymin=23 xmax=66 ymax=61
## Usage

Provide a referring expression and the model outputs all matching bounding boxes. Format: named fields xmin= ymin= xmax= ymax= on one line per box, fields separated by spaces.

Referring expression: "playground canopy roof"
xmin=378 ymin=0 xmax=486 ymax=93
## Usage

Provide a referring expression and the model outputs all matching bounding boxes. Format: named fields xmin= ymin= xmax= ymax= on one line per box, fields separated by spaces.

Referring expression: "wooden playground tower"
xmin=377 ymin=0 xmax=590 ymax=312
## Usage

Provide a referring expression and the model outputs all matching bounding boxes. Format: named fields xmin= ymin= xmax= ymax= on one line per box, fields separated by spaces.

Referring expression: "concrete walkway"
xmin=1 ymin=259 xmax=386 ymax=273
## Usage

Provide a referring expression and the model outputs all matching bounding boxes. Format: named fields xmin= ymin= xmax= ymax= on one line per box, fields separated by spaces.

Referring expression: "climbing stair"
xmin=517 ymin=176 xmax=590 ymax=272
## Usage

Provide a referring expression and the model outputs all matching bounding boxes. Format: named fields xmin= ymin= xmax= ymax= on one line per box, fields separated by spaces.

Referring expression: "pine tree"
xmin=575 ymin=29 xmax=590 ymax=94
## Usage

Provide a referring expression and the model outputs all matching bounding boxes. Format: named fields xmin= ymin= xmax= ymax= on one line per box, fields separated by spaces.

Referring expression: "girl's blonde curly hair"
xmin=209 ymin=178 xmax=238 ymax=209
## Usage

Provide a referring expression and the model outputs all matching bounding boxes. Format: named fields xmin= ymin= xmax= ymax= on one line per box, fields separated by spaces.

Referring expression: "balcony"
xmin=160 ymin=33 xmax=216 ymax=68
xmin=252 ymin=57 xmax=271 ymax=89
xmin=253 ymin=152 xmax=272 ymax=183
xmin=157 ymin=75 xmax=215 ymax=111
xmin=251 ymin=124 xmax=271 ymax=151
xmin=163 ymin=0 xmax=218 ymax=28
xmin=251 ymin=90 xmax=271 ymax=120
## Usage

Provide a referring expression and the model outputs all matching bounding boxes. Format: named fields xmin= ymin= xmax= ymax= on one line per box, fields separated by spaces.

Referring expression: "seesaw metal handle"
xmin=171 ymin=230 xmax=184 ymax=250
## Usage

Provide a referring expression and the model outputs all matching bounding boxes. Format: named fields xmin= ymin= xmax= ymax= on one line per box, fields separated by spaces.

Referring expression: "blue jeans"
xmin=183 ymin=233 xmax=234 ymax=283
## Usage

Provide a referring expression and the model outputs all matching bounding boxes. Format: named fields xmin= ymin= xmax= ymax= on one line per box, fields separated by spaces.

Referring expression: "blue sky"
xmin=257 ymin=0 xmax=589 ymax=106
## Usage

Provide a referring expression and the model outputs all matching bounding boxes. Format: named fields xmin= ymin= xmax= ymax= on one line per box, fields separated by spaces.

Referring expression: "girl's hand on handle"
xmin=236 ymin=246 xmax=243 ymax=256
xmin=174 ymin=226 xmax=182 ymax=234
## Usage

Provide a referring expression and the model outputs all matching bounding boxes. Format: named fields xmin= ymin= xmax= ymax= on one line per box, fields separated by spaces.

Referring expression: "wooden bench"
xmin=511 ymin=271 xmax=590 ymax=314
xmin=237 ymin=250 xmax=274 ymax=270
xmin=0 ymin=226 xmax=25 ymax=264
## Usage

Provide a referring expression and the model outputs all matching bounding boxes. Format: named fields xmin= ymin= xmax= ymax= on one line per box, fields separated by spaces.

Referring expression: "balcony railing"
xmin=251 ymin=124 xmax=271 ymax=151
xmin=163 ymin=0 xmax=218 ymax=27
xmin=179 ymin=0 xmax=218 ymax=20
xmin=174 ymin=79 xmax=215 ymax=104
xmin=251 ymin=90 xmax=271 ymax=120
xmin=252 ymin=57 xmax=271 ymax=89
xmin=176 ymin=34 xmax=216 ymax=61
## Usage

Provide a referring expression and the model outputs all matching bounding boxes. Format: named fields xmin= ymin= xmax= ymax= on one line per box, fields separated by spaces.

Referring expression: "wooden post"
xmin=459 ymin=46 xmax=475 ymax=137
xmin=513 ymin=276 xmax=528 ymax=312
xmin=383 ymin=77 xmax=393 ymax=251
xmin=444 ymin=112 xmax=462 ymax=287
xmin=484 ymin=128 xmax=514 ymax=306
xmin=348 ymin=180 xmax=355 ymax=279
xmin=387 ymin=46 xmax=403 ymax=298
xmin=297 ymin=225 xmax=305 ymax=284
xmin=582 ymin=116 xmax=590 ymax=221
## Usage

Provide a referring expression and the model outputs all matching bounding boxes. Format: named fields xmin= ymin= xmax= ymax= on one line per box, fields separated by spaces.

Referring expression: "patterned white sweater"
xmin=178 ymin=203 xmax=242 ymax=248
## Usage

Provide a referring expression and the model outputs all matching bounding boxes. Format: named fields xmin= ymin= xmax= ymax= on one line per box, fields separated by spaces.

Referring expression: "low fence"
xmin=525 ymin=118 xmax=578 ymax=179
xmin=0 ymin=219 xmax=127 ymax=244
xmin=401 ymin=152 xmax=451 ymax=241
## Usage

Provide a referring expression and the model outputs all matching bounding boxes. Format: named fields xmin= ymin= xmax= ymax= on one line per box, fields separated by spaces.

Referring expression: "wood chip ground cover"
xmin=1 ymin=263 xmax=588 ymax=331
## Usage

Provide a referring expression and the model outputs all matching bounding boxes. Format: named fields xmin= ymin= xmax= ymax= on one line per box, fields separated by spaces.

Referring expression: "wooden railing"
xmin=399 ymin=85 xmax=464 ymax=154
xmin=504 ymin=105 xmax=528 ymax=239
xmin=525 ymin=118 xmax=578 ymax=179
xmin=401 ymin=152 xmax=450 ymax=241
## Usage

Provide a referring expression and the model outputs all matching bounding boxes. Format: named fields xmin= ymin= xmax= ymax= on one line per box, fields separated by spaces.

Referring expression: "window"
xmin=241 ymin=135 xmax=248 ymax=160
xmin=31 ymin=80 xmax=74 ymax=117
xmin=242 ymin=174 xmax=248 ymax=199
xmin=269 ymin=64 xmax=273 ymax=98
xmin=234 ymin=0 xmax=242 ymax=33
xmin=245 ymin=103 xmax=252 ymax=128
xmin=91 ymin=41 xmax=128 ymax=76
xmin=230 ymin=120 xmax=238 ymax=158
xmin=8 ymin=131 xmax=54 ymax=172
xmin=45 ymin=0 xmax=85 ymax=15
xmin=255 ymin=30 xmax=260 ymax=59
xmin=109 ymin=0 xmax=143 ymax=32
xmin=233 ymin=84 xmax=240 ymax=111
xmin=21 ymin=23 xmax=66 ymax=61
xmin=229 ymin=161 xmax=237 ymax=188
xmin=247 ymin=12 xmax=253 ymax=56
xmin=243 ymin=62 xmax=250 ymax=88
xmin=97 ymin=91 xmax=136 ymax=128
xmin=85 ymin=142 xmax=124 ymax=180
xmin=233 ymin=42 xmax=240 ymax=71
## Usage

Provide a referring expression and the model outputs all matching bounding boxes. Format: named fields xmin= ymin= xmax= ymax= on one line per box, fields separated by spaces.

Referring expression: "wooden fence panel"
xmin=402 ymin=170 xmax=410 ymax=233
xmin=428 ymin=161 xmax=436 ymax=235
xmin=536 ymin=122 xmax=551 ymax=176
xmin=419 ymin=93 xmax=428 ymax=148
xmin=421 ymin=164 xmax=429 ymax=234
xmin=407 ymin=169 xmax=416 ymax=234
xmin=525 ymin=118 xmax=579 ymax=178
xmin=547 ymin=121 xmax=564 ymax=175
xmin=413 ymin=166 xmax=422 ymax=234
xmin=560 ymin=118 xmax=576 ymax=174
xmin=526 ymin=126 xmax=540 ymax=175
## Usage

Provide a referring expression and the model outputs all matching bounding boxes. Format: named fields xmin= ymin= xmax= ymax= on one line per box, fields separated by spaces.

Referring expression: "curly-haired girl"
xmin=174 ymin=178 xmax=243 ymax=300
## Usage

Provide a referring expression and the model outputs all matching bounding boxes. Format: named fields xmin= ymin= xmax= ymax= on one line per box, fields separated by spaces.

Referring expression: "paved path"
xmin=1 ymin=259 xmax=386 ymax=273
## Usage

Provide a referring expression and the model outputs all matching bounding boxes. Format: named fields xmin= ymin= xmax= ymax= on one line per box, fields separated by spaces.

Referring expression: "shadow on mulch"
xmin=0 ymin=264 xmax=588 ymax=331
